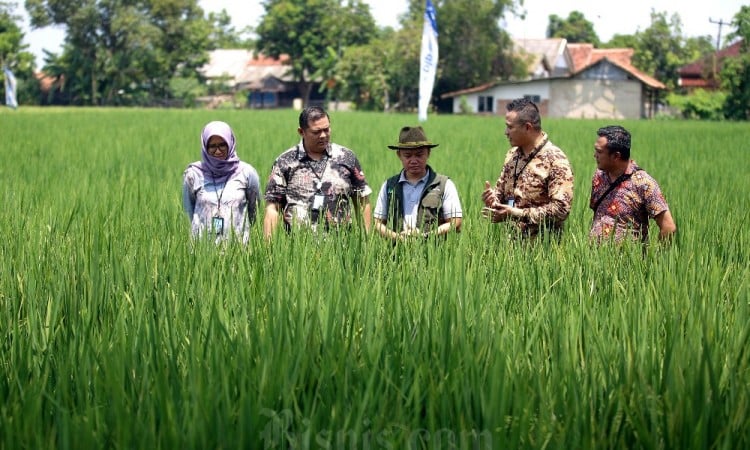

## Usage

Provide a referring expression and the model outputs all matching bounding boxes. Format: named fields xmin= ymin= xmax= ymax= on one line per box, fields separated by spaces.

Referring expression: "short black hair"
xmin=506 ymin=98 xmax=541 ymax=130
xmin=597 ymin=125 xmax=631 ymax=159
xmin=299 ymin=106 xmax=329 ymax=129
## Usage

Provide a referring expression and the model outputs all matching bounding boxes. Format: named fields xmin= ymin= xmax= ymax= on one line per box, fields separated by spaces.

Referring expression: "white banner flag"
xmin=418 ymin=0 xmax=438 ymax=122
xmin=3 ymin=67 xmax=18 ymax=109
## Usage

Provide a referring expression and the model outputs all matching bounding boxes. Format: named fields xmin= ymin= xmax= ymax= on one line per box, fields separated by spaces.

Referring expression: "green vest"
xmin=385 ymin=167 xmax=449 ymax=233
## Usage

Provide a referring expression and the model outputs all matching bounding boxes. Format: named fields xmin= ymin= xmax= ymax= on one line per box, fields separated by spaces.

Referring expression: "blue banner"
xmin=418 ymin=0 xmax=438 ymax=122
xmin=3 ymin=67 xmax=18 ymax=109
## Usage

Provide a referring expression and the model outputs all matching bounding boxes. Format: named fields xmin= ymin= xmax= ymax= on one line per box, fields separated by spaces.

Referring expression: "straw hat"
xmin=387 ymin=126 xmax=439 ymax=150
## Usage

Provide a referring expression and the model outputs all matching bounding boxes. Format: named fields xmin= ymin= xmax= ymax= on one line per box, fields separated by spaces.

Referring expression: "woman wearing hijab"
xmin=183 ymin=121 xmax=261 ymax=243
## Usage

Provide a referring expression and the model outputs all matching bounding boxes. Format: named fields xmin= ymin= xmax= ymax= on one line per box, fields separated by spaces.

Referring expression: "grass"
xmin=0 ymin=107 xmax=748 ymax=449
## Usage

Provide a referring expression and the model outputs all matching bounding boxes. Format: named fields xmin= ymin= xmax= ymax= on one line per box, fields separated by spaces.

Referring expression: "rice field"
xmin=0 ymin=107 xmax=748 ymax=449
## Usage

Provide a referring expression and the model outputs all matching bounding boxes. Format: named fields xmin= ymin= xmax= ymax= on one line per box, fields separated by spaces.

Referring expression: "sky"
xmin=18 ymin=0 xmax=746 ymax=66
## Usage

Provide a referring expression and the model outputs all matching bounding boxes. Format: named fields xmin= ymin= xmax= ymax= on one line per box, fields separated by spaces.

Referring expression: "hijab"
xmin=194 ymin=121 xmax=240 ymax=178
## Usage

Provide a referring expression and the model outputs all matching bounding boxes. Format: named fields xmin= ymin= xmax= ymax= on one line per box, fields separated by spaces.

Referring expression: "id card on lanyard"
xmin=212 ymin=216 xmax=224 ymax=235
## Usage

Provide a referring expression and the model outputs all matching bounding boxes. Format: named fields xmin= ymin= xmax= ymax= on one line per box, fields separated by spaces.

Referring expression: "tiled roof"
xmin=567 ymin=44 xmax=664 ymax=89
xmin=199 ymin=50 xmax=292 ymax=88
xmin=567 ymin=44 xmax=634 ymax=72
xmin=678 ymin=39 xmax=743 ymax=76
xmin=439 ymin=81 xmax=502 ymax=99
xmin=440 ymin=40 xmax=667 ymax=99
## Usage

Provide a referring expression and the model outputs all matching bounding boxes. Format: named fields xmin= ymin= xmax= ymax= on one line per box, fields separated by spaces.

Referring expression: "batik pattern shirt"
xmin=264 ymin=141 xmax=372 ymax=230
xmin=493 ymin=133 xmax=574 ymax=237
xmin=589 ymin=160 xmax=669 ymax=242
xmin=183 ymin=161 xmax=261 ymax=243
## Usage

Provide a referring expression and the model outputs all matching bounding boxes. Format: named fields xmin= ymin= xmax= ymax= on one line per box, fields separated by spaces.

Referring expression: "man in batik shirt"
xmin=263 ymin=106 xmax=372 ymax=238
xmin=482 ymin=98 xmax=574 ymax=239
xmin=589 ymin=125 xmax=676 ymax=243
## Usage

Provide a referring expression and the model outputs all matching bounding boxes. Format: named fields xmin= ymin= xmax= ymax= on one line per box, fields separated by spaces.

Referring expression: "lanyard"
xmin=592 ymin=170 xmax=639 ymax=213
xmin=512 ymin=137 xmax=548 ymax=190
xmin=211 ymin=172 xmax=231 ymax=212
xmin=305 ymin=155 xmax=329 ymax=191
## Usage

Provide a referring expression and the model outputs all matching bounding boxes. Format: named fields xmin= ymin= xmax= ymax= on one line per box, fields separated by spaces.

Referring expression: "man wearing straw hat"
xmin=373 ymin=126 xmax=463 ymax=241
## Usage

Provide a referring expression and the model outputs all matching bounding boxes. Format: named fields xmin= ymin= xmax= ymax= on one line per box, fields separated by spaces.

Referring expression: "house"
xmin=198 ymin=49 xmax=324 ymax=108
xmin=678 ymin=40 xmax=744 ymax=91
xmin=440 ymin=39 xmax=665 ymax=119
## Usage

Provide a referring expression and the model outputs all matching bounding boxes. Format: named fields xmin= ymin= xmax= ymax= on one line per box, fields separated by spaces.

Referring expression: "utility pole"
xmin=709 ymin=17 xmax=728 ymax=50
xmin=708 ymin=18 xmax=729 ymax=87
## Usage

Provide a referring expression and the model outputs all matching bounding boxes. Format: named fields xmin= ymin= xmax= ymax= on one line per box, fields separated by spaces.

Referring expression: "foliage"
xmin=458 ymin=95 xmax=472 ymax=113
xmin=598 ymin=10 xmax=715 ymax=100
xmin=547 ymin=10 xmax=600 ymax=46
xmin=666 ymin=89 xmax=726 ymax=120
xmin=721 ymin=6 xmax=750 ymax=120
xmin=335 ymin=36 xmax=394 ymax=111
xmin=431 ymin=0 xmax=519 ymax=99
xmin=168 ymin=75 xmax=206 ymax=107
xmin=24 ymin=0 xmax=212 ymax=106
xmin=602 ymin=33 xmax=638 ymax=49
xmin=335 ymin=25 xmax=426 ymax=112
xmin=629 ymin=10 xmax=691 ymax=92
xmin=336 ymin=0 xmax=522 ymax=112
xmin=206 ymin=9 xmax=253 ymax=50
xmin=255 ymin=0 xmax=377 ymax=107
xmin=0 ymin=109 xmax=749 ymax=448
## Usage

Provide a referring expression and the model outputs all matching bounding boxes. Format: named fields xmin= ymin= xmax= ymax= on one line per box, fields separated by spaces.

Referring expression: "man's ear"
xmin=297 ymin=127 xmax=304 ymax=136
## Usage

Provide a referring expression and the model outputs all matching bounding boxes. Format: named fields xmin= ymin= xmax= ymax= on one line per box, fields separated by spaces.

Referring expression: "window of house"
xmin=523 ymin=95 xmax=541 ymax=104
xmin=478 ymin=95 xmax=493 ymax=112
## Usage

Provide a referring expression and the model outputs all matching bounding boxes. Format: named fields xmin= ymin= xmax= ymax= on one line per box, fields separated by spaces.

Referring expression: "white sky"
xmin=19 ymin=0 xmax=746 ymax=66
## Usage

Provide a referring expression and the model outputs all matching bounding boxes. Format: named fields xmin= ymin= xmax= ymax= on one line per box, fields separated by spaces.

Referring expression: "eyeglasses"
xmin=207 ymin=142 xmax=229 ymax=153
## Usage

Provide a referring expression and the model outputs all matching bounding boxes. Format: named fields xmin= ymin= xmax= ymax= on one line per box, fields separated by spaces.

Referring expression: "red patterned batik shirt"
xmin=589 ymin=160 xmax=670 ymax=242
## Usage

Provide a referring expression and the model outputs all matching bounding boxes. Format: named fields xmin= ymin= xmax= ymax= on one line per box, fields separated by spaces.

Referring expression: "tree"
xmin=315 ymin=0 xmax=377 ymax=103
xmin=629 ymin=10 xmax=689 ymax=91
xmin=434 ymin=0 xmax=519 ymax=99
xmin=602 ymin=33 xmax=638 ymax=49
xmin=721 ymin=5 xmax=750 ymax=120
xmin=25 ymin=0 xmax=212 ymax=106
xmin=207 ymin=9 xmax=253 ymax=49
xmin=335 ymin=0 xmax=524 ymax=112
xmin=255 ymin=0 xmax=376 ymax=106
xmin=335 ymin=32 xmax=396 ymax=111
xmin=547 ymin=10 xmax=600 ymax=46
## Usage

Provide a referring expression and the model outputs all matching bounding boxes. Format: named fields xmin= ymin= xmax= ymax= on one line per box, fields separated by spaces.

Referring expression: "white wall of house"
xmin=550 ymin=79 xmax=642 ymax=119
xmin=449 ymin=70 xmax=648 ymax=119
xmin=451 ymin=82 xmax=551 ymax=114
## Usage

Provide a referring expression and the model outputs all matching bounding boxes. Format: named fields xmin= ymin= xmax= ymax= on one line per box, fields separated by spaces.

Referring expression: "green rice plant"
xmin=0 ymin=107 xmax=748 ymax=449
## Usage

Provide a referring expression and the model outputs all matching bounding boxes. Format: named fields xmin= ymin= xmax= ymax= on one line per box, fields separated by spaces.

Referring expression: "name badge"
xmin=312 ymin=194 xmax=325 ymax=211
xmin=212 ymin=216 xmax=224 ymax=235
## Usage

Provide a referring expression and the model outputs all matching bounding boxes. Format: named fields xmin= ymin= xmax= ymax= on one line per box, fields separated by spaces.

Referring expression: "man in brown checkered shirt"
xmin=482 ymin=98 xmax=574 ymax=239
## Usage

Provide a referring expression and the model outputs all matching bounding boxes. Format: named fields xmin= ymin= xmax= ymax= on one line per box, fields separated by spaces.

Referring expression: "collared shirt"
xmin=264 ymin=141 xmax=372 ymax=229
xmin=374 ymin=169 xmax=462 ymax=231
xmin=183 ymin=161 xmax=261 ymax=243
xmin=493 ymin=132 xmax=574 ymax=237
xmin=589 ymin=160 xmax=669 ymax=242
